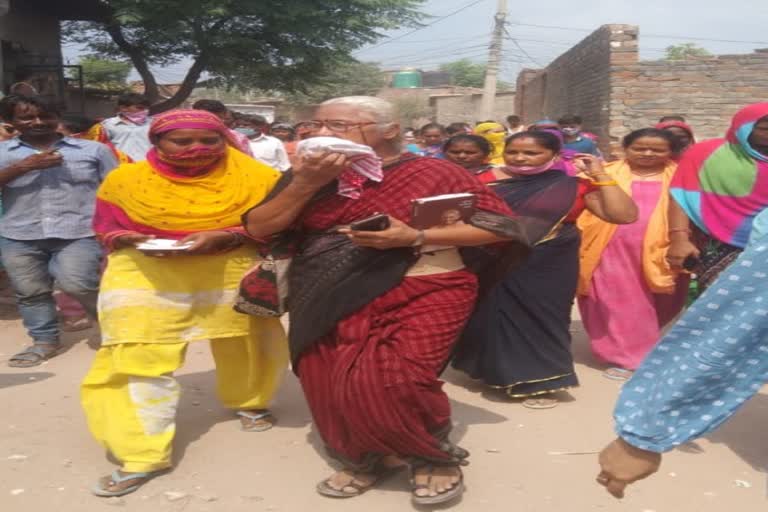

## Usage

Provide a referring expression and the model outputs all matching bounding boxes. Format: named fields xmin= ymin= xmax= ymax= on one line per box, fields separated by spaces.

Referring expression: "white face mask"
xmin=561 ymin=127 xmax=581 ymax=137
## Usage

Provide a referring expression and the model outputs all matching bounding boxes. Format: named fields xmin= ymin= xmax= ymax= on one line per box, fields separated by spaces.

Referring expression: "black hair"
xmin=659 ymin=115 xmax=686 ymax=123
xmin=239 ymin=114 xmax=268 ymax=126
xmin=192 ymin=99 xmax=228 ymax=114
xmin=0 ymin=95 xmax=61 ymax=121
xmin=60 ymin=114 xmax=96 ymax=134
xmin=420 ymin=122 xmax=446 ymax=134
xmin=505 ymin=130 xmax=562 ymax=153
xmin=558 ymin=114 xmax=582 ymax=125
xmin=622 ymin=128 xmax=680 ymax=152
xmin=446 ymin=122 xmax=471 ymax=136
xmin=443 ymin=134 xmax=492 ymax=155
xmin=506 ymin=114 xmax=521 ymax=124
xmin=117 ymin=93 xmax=150 ymax=108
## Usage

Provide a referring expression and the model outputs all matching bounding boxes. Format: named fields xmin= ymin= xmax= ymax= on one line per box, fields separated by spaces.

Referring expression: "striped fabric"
xmin=293 ymin=156 xmax=513 ymax=465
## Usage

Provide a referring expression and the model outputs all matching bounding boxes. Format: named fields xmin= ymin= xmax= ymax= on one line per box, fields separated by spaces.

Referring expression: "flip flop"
xmin=602 ymin=368 xmax=634 ymax=381
xmin=522 ymin=397 xmax=559 ymax=409
xmin=91 ymin=469 xmax=167 ymax=497
xmin=60 ymin=316 xmax=94 ymax=332
xmin=237 ymin=410 xmax=276 ymax=432
xmin=317 ymin=465 xmax=404 ymax=499
xmin=411 ymin=466 xmax=464 ymax=506
xmin=8 ymin=344 xmax=60 ymax=368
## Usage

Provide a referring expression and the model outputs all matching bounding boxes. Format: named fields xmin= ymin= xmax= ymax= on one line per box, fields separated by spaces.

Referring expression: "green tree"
xmin=439 ymin=59 xmax=486 ymax=88
xmin=78 ymin=56 xmax=132 ymax=91
xmin=64 ymin=0 xmax=424 ymax=112
xmin=438 ymin=59 xmax=513 ymax=90
xmin=665 ymin=43 xmax=712 ymax=60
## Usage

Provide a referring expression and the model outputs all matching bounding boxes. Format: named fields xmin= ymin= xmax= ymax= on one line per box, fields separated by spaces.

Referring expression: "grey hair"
xmin=319 ymin=96 xmax=396 ymax=125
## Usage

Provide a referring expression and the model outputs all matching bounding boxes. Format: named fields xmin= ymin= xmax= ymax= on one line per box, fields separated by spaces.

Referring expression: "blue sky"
xmin=63 ymin=0 xmax=768 ymax=84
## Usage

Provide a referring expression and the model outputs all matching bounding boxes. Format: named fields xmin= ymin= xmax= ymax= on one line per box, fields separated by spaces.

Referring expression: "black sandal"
xmin=411 ymin=465 xmax=465 ymax=506
xmin=8 ymin=344 xmax=60 ymax=368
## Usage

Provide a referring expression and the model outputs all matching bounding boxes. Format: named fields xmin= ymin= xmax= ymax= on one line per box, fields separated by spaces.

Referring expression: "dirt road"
xmin=1 ymin=309 xmax=766 ymax=511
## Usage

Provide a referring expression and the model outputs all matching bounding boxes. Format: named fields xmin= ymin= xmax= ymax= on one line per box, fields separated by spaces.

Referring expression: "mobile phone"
xmin=350 ymin=213 xmax=390 ymax=231
xmin=682 ymin=255 xmax=699 ymax=271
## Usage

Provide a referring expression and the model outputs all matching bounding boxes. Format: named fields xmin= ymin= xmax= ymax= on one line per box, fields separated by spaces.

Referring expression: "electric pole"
xmin=480 ymin=0 xmax=508 ymax=121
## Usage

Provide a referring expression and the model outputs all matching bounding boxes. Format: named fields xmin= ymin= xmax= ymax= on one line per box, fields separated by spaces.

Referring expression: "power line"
xmin=506 ymin=21 xmax=768 ymax=46
xmin=356 ymin=0 xmax=490 ymax=54
xmin=503 ymin=28 xmax=543 ymax=66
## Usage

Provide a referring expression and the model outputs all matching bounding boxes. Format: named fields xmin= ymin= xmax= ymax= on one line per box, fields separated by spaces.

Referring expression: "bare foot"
xmin=92 ymin=470 xmax=159 ymax=497
xmin=412 ymin=465 xmax=462 ymax=498
xmin=319 ymin=469 xmax=381 ymax=496
xmin=237 ymin=410 xmax=275 ymax=432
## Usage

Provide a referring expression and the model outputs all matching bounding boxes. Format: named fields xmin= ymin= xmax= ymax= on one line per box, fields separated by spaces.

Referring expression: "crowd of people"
xmin=0 ymin=88 xmax=766 ymax=505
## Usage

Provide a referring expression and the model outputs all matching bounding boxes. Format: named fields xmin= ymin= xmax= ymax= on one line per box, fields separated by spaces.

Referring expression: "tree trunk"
xmin=149 ymin=56 xmax=207 ymax=114
xmin=104 ymin=23 xmax=161 ymax=104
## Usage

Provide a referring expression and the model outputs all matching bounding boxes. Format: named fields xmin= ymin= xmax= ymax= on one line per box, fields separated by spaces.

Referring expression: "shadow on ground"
xmin=0 ymin=371 xmax=54 ymax=389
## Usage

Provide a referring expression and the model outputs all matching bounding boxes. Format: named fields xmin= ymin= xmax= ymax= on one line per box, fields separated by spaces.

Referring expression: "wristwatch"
xmin=411 ymin=230 xmax=426 ymax=247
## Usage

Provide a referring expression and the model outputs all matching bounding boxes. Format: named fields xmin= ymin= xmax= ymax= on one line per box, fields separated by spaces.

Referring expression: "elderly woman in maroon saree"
xmin=243 ymin=96 xmax=527 ymax=506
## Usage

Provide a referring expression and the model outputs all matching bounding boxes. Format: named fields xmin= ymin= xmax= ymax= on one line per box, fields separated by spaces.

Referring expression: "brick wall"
xmin=515 ymin=25 xmax=637 ymax=150
xmin=610 ymin=51 xmax=768 ymax=153
xmin=515 ymin=24 xmax=768 ymax=158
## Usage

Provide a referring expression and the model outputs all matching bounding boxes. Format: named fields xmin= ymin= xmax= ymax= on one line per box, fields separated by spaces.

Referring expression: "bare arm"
xmin=341 ymin=217 xmax=510 ymax=250
xmin=243 ymin=152 xmax=347 ymax=238
xmin=666 ymin=197 xmax=700 ymax=268
xmin=575 ymin=154 xmax=638 ymax=224
xmin=583 ymin=187 xmax=638 ymax=225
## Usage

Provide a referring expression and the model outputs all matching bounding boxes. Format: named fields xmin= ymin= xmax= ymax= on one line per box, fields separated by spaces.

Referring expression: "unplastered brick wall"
xmin=515 ymin=25 xmax=638 ymax=152
xmin=610 ymin=50 xmax=768 ymax=155
xmin=516 ymin=23 xmax=768 ymax=158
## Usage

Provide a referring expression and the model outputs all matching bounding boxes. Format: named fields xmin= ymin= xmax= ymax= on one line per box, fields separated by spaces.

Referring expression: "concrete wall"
xmin=433 ymin=92 xmax=516 ymax=125
xmin=0 ymin=5 xmax=62 ymax=94
xmin=514 ymin=24 xmax=768 ymax=157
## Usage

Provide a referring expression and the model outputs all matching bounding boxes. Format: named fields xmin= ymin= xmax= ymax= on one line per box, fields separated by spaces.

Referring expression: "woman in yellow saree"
xmin=82 ymin=110 xmax=288 ymax=497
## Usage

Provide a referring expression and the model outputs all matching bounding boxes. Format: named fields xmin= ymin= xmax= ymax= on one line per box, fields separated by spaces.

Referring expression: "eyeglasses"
xmin=305 ymin=120 xmax=378 ymax=133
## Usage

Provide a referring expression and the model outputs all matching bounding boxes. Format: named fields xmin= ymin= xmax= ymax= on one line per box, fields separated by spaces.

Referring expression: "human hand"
xmin=573 ymin=153 xmax=607 ymax=179
xmin=666 ymin=238 xmax=700 ymax=269
xmin=292 ymin=151 xmax=348 ymax=189
xmin=15 ymin=149 xmax=63 ymax=172
xmin=597 ymin=438 xmax=662 ymax=498
xmin=113 ymin=233 xmax=155 ymax=250
xmin=178 ymin=231 xmax=240 ymax=255
xmin=339 ymin=216 xmax=420 ymax=250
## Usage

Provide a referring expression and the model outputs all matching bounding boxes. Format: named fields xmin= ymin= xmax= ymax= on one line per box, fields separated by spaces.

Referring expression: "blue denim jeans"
xmin=0 ymin=237 xmax=102 ymax=344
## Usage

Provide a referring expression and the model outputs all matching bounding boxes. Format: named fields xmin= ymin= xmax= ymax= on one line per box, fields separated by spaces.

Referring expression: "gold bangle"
xmin=592 ymin=180 xmax=618 ymax=187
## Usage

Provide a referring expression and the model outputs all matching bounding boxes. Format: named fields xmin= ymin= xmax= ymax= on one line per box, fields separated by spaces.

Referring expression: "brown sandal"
xmin=317 ymin=465 xmax=403 ymax=499
xmin=411 ymin=465 xmax=465 ymax=506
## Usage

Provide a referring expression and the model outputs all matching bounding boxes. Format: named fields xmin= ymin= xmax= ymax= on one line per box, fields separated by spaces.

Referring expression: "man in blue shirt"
xmin=558 ymin=114 xmax=601 ymax=156
xmin=100 ymin=93 xmax=152 ymax=162
xmin=0 ymin=95 xmax=118 ymax=367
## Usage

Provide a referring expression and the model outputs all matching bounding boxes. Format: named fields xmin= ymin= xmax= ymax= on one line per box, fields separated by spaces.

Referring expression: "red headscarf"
xmin=655 ymin=120 xmax=695 ymax=141
xmin=147 ymin=110 xmax=236 ymax=177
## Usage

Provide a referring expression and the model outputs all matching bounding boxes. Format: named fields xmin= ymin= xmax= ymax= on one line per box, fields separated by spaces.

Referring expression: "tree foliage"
xmin=78 ymin=56 xmax=132 ymax=91
xmin=64 ymin=0 xmax=424 ymax=112
xmin=665 ymin=43 xmax=712 ymax=60
xmin=439 ymin=59 xmax=486 ymax=88
xmin=438 ymin=59 xmax=512 ymax=90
